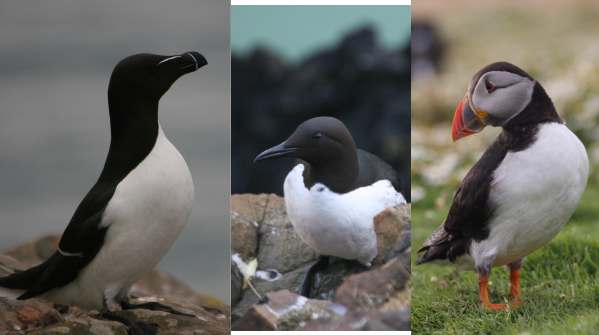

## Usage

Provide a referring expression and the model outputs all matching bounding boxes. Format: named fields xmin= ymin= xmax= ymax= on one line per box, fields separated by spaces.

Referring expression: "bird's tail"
xmin=0 ymin=260 xmax=48 ymax=293
xmin=417 ymin=238 xmax=471 ymax=265
xmin=417 ymin=243 xmax=451 ymax=265
xmin=0 ymin=264 xmax=45 ymax=289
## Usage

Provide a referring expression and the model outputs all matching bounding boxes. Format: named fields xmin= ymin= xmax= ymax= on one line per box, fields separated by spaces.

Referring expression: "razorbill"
xmin=254 ymin=116 xmax=406 ymax=268
xmin=417 ymin=62 xmax=588 ymax=310
xmin=0 ymin=52 xmax=207 ymax=313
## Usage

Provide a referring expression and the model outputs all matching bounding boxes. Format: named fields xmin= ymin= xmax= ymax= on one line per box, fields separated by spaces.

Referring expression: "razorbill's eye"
xmin=485 ymin=78 xmax=497 ymax=93
xmin=312 ymin=132 xmax=322 ymax=139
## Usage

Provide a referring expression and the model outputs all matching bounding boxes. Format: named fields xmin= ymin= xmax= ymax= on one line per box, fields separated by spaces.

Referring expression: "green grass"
xmin=412 ymin=184 xmax=599 ymax=335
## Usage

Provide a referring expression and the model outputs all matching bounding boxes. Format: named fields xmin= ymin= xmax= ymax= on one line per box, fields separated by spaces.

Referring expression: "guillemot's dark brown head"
xmin=451 ymin=62 xmax=560 ymax=141
xmin=254 ymin=116 xmax=360 ymax=193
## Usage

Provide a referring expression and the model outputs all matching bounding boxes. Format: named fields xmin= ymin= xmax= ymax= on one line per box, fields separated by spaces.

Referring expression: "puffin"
xmin=417 ymin=62 xmax=589 ymax=310
xmin=254 ymin=116 xmax=406 ymax=295
xmin=0 ymin=52 xmax=206 ymax=317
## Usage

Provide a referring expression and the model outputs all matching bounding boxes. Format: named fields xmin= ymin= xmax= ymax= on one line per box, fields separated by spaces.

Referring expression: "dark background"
xmin=232 ymin=26 xmax=411 ymax=199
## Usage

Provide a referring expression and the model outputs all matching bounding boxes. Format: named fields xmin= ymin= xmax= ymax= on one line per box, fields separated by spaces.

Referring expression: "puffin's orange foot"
xmin=508 ymin=262 xmax=522 ymax=307
xmin=482 ymin=302 xmax=509 ymax=311
xmin=509 ymin=298 xmax=522 ymax=307
xmin=478 ymin=272 xmax=511 ymax=312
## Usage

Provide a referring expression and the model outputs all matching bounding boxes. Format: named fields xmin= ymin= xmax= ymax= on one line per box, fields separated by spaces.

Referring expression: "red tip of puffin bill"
xmin=451 ymin=97 xmax=478 ymax=141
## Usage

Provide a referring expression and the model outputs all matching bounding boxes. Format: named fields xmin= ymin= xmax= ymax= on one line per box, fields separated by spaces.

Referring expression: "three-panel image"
xmin=0 ymin=1 xmax=596 ymax=334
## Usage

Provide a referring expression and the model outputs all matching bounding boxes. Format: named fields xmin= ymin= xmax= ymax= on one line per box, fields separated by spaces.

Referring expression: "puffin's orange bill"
xmin=451 ymin=95 xmax=485 ymax=141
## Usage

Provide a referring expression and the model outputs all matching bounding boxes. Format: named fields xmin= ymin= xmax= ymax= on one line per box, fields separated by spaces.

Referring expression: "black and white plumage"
xmin=255 ymin=116 xmax=406 ymax=266
xmin=0 ymin=52 xmax=207 ymax=310
xmin=417 ymin=62 xmax=588 ymax=309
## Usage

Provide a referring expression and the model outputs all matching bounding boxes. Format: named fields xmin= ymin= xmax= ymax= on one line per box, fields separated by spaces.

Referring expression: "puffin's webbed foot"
xmin=478 ymin=272 xmax=509 ymax=311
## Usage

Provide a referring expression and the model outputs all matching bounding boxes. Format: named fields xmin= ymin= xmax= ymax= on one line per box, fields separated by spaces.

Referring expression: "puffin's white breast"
xmin=46 ymin=126 xmax=194 ymax=309
xmin=283 ymin=164 xmax=405 ymax=266
xmin=471 ymin=122 xmax=588 ymax=268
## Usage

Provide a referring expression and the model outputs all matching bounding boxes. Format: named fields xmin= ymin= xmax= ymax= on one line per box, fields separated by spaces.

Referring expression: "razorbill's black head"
xmin=109 ymin=52 xmax=207 ymax=101
xmin=451 ymin=61 xmax=560 ymax=141
xmin=254 ymin=116 xmax=402 ymax=194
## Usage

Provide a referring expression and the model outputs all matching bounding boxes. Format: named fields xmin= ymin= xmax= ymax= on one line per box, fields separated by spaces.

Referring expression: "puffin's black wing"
xmin=0 ymin=184 xmax=115 ymax=299
xmin=355 ymin=149 xmax=402 ymax=194
xmin=417 ymin=135 xmax=512 ymax=264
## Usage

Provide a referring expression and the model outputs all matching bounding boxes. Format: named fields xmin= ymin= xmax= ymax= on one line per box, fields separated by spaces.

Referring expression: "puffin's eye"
xmin=485 ymin=79 xmax=497 ymax=93
xmin=312 ymin=132 xmax=322 ymax=139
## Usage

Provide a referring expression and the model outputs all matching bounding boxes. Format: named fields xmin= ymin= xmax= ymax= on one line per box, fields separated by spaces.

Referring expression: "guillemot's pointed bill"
xmin=418 ymin=61 xmax=588 ymax=311
xmin=254 ymin=142 xmax=297 ymax=162
xmin=0 ymin=51 xmax=205 ymax=313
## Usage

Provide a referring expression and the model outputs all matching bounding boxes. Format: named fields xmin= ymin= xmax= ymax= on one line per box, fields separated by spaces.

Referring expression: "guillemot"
xmin=0 ymin=52 xmax=207 ymax=316
xmin=255 ymin=116 xmax=406 ymax=295
xmin=417 ymin=62 xmax=588 ymax=310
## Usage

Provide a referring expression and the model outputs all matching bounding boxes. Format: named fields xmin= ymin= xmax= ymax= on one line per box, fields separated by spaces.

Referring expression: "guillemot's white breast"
xmin=470 ymin=122 xmax=588 ymax=268
xmin=43 ymin=126 xmax=194 ymax=309
xmin=284 ymin=163 xmax=405 ymax=266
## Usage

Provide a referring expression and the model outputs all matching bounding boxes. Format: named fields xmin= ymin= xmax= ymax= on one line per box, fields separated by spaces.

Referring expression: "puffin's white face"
xmin=471 ymin=71 xmax=535 ymax=126
xmin=451 ymin=66 xmax=536 ymax=141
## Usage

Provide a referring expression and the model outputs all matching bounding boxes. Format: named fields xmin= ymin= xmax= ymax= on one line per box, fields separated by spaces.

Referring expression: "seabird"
xmin=255 ymin=116 xmax=406 ymax=295
xmin=417 ymin=62 xmax=589 ymax=310
xmin=0 ymin=52 xmax=207 ymax=315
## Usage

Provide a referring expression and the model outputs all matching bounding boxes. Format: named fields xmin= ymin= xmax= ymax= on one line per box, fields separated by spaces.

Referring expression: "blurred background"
xmin=412 ymin=1 xmax=599 ymax=333
xmin=0 ymin=0 xmax=230 ymax=301
xmin=231 ymin=6 xmax=411 ymax=198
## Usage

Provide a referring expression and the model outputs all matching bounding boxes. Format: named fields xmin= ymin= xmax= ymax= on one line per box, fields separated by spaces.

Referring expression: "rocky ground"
xmin=0 ymin=236 xmax=229 ymax=335
xmin=230 ymin=194 xmax=410 ymax=331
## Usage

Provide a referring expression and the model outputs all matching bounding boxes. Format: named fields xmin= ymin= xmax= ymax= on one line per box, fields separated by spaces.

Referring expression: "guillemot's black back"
xmin=0 ymin=51 xmax=207 ymax=299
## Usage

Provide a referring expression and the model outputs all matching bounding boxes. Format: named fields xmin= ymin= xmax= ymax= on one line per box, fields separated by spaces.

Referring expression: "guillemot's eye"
xmin=485 ymin=78 xmax=497 ymax=93
xmin=312 ymin=132 xmax=322 ymax=139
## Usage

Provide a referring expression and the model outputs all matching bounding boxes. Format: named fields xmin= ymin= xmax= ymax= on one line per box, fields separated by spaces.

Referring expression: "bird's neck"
xmin=99 ymin=96 xmax=160 ymax=184
xmin=108 ymin=95 xmax=159 ymax=141
xmin=301 ymin=150 xmax=359 ymax=194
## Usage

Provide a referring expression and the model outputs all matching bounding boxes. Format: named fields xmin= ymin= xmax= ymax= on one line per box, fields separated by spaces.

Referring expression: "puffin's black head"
xmin=254 ymin=116 xmax=357 ymax=165
xmin=108 ymin=51 xmax=207 ymax=102
xmin=451 ymin=61 xmax=558 ymax=141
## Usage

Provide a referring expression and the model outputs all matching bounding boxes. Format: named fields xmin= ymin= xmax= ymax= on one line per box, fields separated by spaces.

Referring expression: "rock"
xmin=374 ymin=205 xmax=411 ymax=265
xmin=255 ymin=195 xmax=318 ymax=272
xmin=335 ymin=257 xmax=409 ymax=311
xmin=231 ymin=263 xmax=243 ymax=306
xmin=233 ymin=290 xmax=337 ymax=331
xmin=0 ymin=236 xmax=229 ymax=335
xmin=231 ymin=193 xmax=411 ymax=331
xmin=0 ymin=298 xmax=63 ymax=333
xmin=231 ymin=212 xmax=259 ymax=260
xmin=232 ymin=262 xmax=314 ymax=322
